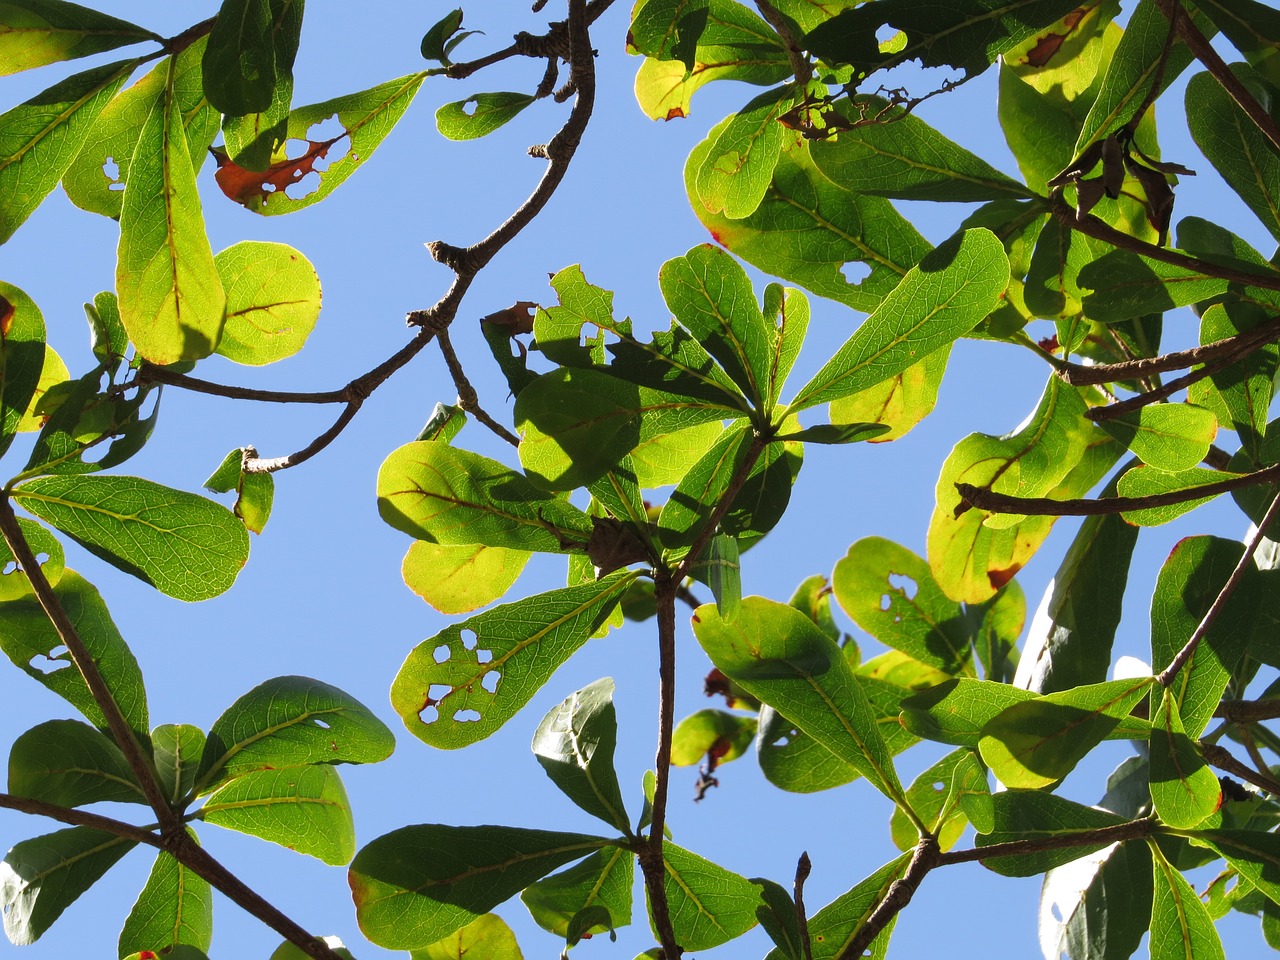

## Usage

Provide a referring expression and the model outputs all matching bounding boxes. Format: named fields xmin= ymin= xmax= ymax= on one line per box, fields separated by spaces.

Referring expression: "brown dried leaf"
xmin=210 ymin=139 xmax=338 ymax=208
xmin=481 ymin=301 xmax=537 ymax=335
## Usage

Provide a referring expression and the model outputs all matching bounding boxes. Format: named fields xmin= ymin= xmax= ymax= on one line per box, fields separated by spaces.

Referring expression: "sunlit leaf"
xmin=521 ymin=847 xmax=632 ymax=943
xmin=213 ymin=241 xmax=320 ymax=365
xmin=1149 ymin=843 xmax=1225 ymax=960
xmin=976 ymin=790 xmax=1126 ymax=876
xmin=436 ymin=92 xmax=534 ymax=140
xmin=656 ymin=842 xmax=761 ymax=951
xmin=0 ymin=0 xmax=154 ymax=76
xmin=411 ymin=913 xmax=524 ymax=960
xmin=888 ymin=748 xmax=990 ymax=852
xmin=402 ymin=540 xmax=530 ymax=615
xmin=118 ymin=844 xmax=213 ymax=958
xmin=7 ymin=718 xmax=143 ymax=806
xmin=1149 ymin=688 xmax=1220 ymax=829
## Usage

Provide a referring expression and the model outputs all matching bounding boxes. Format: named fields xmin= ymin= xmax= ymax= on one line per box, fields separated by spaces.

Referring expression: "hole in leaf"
xmin=312 ymin=718 xmax=331 ymax=730
xmin=462 ymin=98 xmax=478 ymax=116
xmin=419 ymin=704 xmax=439 ymax=724
xmin=427 ymin=683 xmax=452 ymax=703
xmin=481 ymin=671 xmax=500 ymax=694
xmin=453 ymin=709 xmax=482 ymax=722
xmin=34 ymin=553 xmax=48 ymax=566
xmin=932 ymin=781 xmax=946 ymax=792
xmin=103 ymin=157 xmax=123 ymax=190
xmin=285 ymin=169 xmax=321 ymax=200
xmin=461 ymin=629 xmax=478 ymax=651
xmin=300 ymin=115 xmax=349 ymax=164
xmin=1051 ymin=904 xmax=1064 ymax=923
xmin=888 ymin=572 xmax=917 ymax=599
xmin=476 ymin=648 xmax=493 ymax=663
xmin=1 ymin=561 xmax=16 ymax=576
xmin=30 ymin=645 xmax=69 ymax=674
xmin=840 ymin=261 xmax=872 ymax=284
xmin=773 ymin=736 xmax=790 ymax=747
xmin=879 ymin=593 xmax=892 ymax=612
xmin=433 ymin=644 xmax=450 ymax=664
xmin=875 ymin=24 xmax=898 ymax=45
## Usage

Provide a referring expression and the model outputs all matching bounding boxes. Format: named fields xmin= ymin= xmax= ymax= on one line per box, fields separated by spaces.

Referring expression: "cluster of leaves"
xmin=7 ymin=0 xmax=1280 ymax=958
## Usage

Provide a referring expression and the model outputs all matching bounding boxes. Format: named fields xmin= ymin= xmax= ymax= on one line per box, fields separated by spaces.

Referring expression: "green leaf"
xmin=1187 ymin=63 xmax=1280 ymax=242
xmin=1016 ymin=474 xmax=1138 ymax=693
xmin=269 ymin=938 xmax=353 ymax=960
xmin=807 ymin=0 xmax=1082 ymax=78
xmin=7 ymin=718 xmax=143 ymax=806
xmin=809 ymin=98 xmax=1033 ymax=202
xmin=629 ymin=0 xmax=710 ymax=67
xmin=629 ymin=422 xmax=723 ymax=487
xmin=1075 ymin=250 xmax=1231 ymax=324
xmin=420 ymin=9 xmax=464 ymax=63
xmin=1149 ymin=688 xmax=1221 ymax=829
xmin=659 ymin=244 xmax=775 ymax=408
xmin=151 ymin=724 xmax=204 ymax=806
xmin=202 ymin=0 xmax=277 ymax=114
xmin=1041 ymin=839 xmax=1152 ymax=960
xmin=199 ymin=764 xmax=355 ymax=865
xmin=436 ymin=92 xmax=535 ymax=140
xmin=1024 ymin=216 xmax=1108 ymax=322
xmin=1191 ymin=0 xmax=1280 ymax=84
xmin=976 ymin=790 xmax=1126 ymax=877
xmin=1150 ymin=843 xmax=1226 ymax=960
xmin=0 ymin=0 xmax=154 ymax=76
xmin=531 ymin=677 xmax=630 ymax=834
xmin=774 ymin=423 xmax=889 ymax=444
xmin=402 ymin=540 xmax=530 ymax=615
xmin=1098 ymin=404 xmax=1217 ymax=472
xmin=64 ymin=38 xmax=218 ymax=219
xmin=124 ymin=949 xmax=210 ymax=960
xmin=118 ymin=846 xmax=213 ymax=958
xmin=220 ymin=0 xmax=304 ymax=171
xmin=655 ymin=842 xmax=761 ymax=951
xmin=1194 ymin=829 xmax=1280 ymax=910
xmin=694 ymin=87 xmax=791 ymax=220
xmin=832 ymin=537 xmax=971 ymax=676
xmin=692 ymin=596 xmax=905 ymax=803
xmin=378 ymin=441 xmax=593 ymax=552
xmin=515 ymin=367 xmax=734 ymax=490
xmin=757 ymin=704 xmax=859 ymax=793
xmin=888 ymin=748 xmax=990 ymax=852
xmin=706 ymin=532 xmax=742 ymax=618
xmin=116 ymin=56 xmax=225 ymax=364
xmin=391 ymin=573 xmax=634 ymax=749
xmin=412 ymin=914 xmax=524 ymax=960
xmin=350 ymin=824 xmax=610 ymax=949
xmin=764 ymin=854 xmax=910 ymax=960
xmin=901 ymin=678 xmax=1035 ymax=746
xmin=979 ymin=677 xmax=1153 ymax=788
xmin=1197 ymin=301 xmax=1278 ymax=458
xmin=789 ymin=229 xmax=1009 ymax=411
xmin=971 ymin=579 xmax=1024 ymax=684
xmin=521 ymin=847 xmax=633 ymax=942
xmin=671 ymin=708 xmax=756 ymax=766
xmin=1076 ymin=0 xmax=1215 ymax=149
xmin=0 ymin=570 xmax=148 ymax=739
xmin=203 ymin=447 xmax=274 ymax=535
xmin=13 ymin=475 xmax=248 ymax=601
xmin=0 ymin=826 xmax=136 ymax=944
xmin=1116 ymin=464 xmax=1234 ymax=525
xmin=0 ymin=58 xmax=132 ymax=244
xmin=0 ymin=283 xmax=46 ymax=461
xmin=213 ymin=71 xmax=427 ymax=215
xmin=686 ymin=125 xmax=931 ymax=313
xmin=197 ymin=675 xmax=395 ymax=792
xmin=213 ymin=241 xmax=321 ymax=365
xmin=828 ymin=348 xmax=948 ymax=442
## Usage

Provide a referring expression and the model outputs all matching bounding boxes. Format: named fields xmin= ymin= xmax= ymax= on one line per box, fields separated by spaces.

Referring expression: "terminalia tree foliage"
xmin=6 ymin=0 xmax=1280 ymax=957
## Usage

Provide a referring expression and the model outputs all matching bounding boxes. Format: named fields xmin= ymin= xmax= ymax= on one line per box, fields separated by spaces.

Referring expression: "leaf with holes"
xmin=412 ymin=913 xmax=524 ymax=960
xmin=531 ymin=678 xmax=630 ymax=834
xmin=757 ymin=705 xmax=858 ymax=794
xmin=378 ymin=441 xmax=593 ymax=551
xmin=118 ymin=844 xmax=213 ymax=958
xmin=655 ymin=842 xmax=762 ymax=951
xmin=976 ymin=790 xmax=1128 ymax=876
xmin=199 ymin=764 xmax=356 ymax=865
xmin=0 ymin=59 xmax=133 ymax=244
xmin=692 ymin=596 xmax=906 ymax=804
xmin=763 ymin=853 xmax=910 ymax=960
xmin=687 ymin=122 xmax=932 ymax=313
xmin=213 ymin=241 xmax=321 ymax=365
xmin=391 ymin=572 xmax=635 ymax=749
xmin=0 ymin=570 xmax=148 ymax=738
xmin=888 ymin=748 xmax=991 ymax=852
xmin=1149 ymin=688 xmax=1221 ymax=829
xmin=212 ymin=71 xmax=427 ymax=214
xmin=196 ymin=676 xmax=394 ymax=793
xmin=402 ymin=540 xmax=531 ymax=615
xmin=12 ymin=475 xmax=247 ymax=601
xmin=979 ymin=677 xmax=1153 ymax=789
xmin=521 ymin=846 xmax=633 ymax=944
xmin=436 ymin=92 xmax=535 ymax=141
xmin=350 ymin=824 xmax=612 ymax=949
xmin=64 ymin=38 xmax=218 ymax=219
xmin=789 ymin=229 xmax=1009 ymax=412
xmin=0 ymin=0 xmax=154 ymax=76
xmin=832 ymin=537 xmax=971 ymax=676
xmin=7 ymin=718 xmax=143 ymax=807
xmin=0 ymin=284 xmax=47 ymax=462
xmin=0 ymin=826 xmax=136 ymax=944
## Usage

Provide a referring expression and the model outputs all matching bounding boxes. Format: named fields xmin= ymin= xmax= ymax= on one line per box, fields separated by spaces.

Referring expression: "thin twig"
xmin=1217 ymin=698 xmax=1280 ymax=722
xmin=1158 ymin=0 xmax=1280 ymax=154
xmin=1156 ymin=488 xmax=1280 ymax=686
xmin=0 ymin=499 xmax=178 ymax=831
xmin=936 ymin=818 xmax=1155 ymax=867
xmin=839 ymin=837 xmax=940 ymax=960
xmin=956 ymin=461 xmax=1280 ymax=517
xmin=0 ymin=792 xmax=161 ymax=844
xmin=436 ymin=329 xmax=520 ymax=447
xmin=243 ymin=402 xmax=362 ymax=473
xmin=1200 ymin=741 xmax=1280 ymax=796
xmin=795 ymin=851 xmax=814 ymax=960
xmin=1085 ymin=363 xmax=1221 ymax=422
xmin=137 ymin=366 xmax=347 ymax=404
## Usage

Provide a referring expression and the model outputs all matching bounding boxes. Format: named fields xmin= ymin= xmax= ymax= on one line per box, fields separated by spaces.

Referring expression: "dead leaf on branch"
xmin=210 ymin=136 xmax=343 ymax=208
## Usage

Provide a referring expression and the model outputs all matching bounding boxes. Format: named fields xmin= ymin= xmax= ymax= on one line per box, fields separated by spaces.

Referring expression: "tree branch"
xmin=839 ymin=837 xmax=940 ymax=960
xmin=1217 ymin=698 xmax=1280 ymax=722
xmin=754 ymin=1 xmax=813 ymax=85
xmin=936 ymin=818 xmax=1155 ymax=867
xmin=1155 ymin=488 xmax=1280 ymax=686
xmin=436 ymin=328 xmax=520 ymax=447
xmin=956 ymin=461 xmax=1280 ymax=517
xmin=1200 ymin=741 xmax=1280 ymax=796
xmin=673 ymin=432 xmax=770 ymax=583
xmin=0 ymin=792 xmax=161 ymax=845
xmin=1084 ymin=363 xmax=1220 ymax=422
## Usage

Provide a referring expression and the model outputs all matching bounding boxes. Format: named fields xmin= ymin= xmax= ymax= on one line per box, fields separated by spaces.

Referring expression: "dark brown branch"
xmin=0 ymin=499 xmax=178 ymax=832
xmin=1085 ymin=364 xmax=1219 ymax=422
xmin=1056 ymin=314 xmax=1280 ymax=387
xmin=755 ymin=1 xmax=813 ymax=85
xmin=436 ymin=329 xmax=520 ymax=447
xmin=137 ymin=366 xmax=347 ymax=404
xmin=243 ymin=402 xmax=361 ymax=474
xmin=795 ymin=851 xmax=814 ymax=960
xmin=0 ymin=792 xmax=161 ymax=845
xmin=1158 ymin=0 xmax=1280 ymax=155
xmin=956 ymin=461 xmax=1280 ymax=517
xmin=1200 ymin=741 xmax=1280 ymax=796
xmin=1217 ymin=698 xmax=1280 ymax=722
xmin=936 ymin=818 xmax=1155 ymax=867
xmin=1156 ymin=488 xmax=1280 ymax=686
xmin=839 ymin=837 xmax=940 ymax=960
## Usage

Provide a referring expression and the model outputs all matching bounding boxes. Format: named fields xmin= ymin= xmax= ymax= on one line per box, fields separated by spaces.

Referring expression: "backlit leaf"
xmin=411 ymin=913 xmax=524 ymax=960
xmin=0 ymin=282 xmax=46 ymax=461
xmin=888 ymin=748 xmax=990 ymax=852
xmin=1149 ymin=688 xmax=1220 ymax=829
xmin=694 ymin=87 xmax=792 ymax=220
xmin=7 ymin=718 xmax=143 ymax=807
xmin=0 ymin=0 xmax=154 ymax=76
xmin=977 ymin=790 xmax=1126 ymax=876
xmin=118 ymin=845 xmax=213 ymax=958
xmin=436 ymin=92 xmax=534 ymax=140
xmin=1039 ymin=838 xmax=1152 ymax=960
xmin=402 ymin=540 xmax=530 ymax=615
xmin=213 ymin=241 xmax=320 ymax=365
xmin=1150 ymin=844 xmax=1225 ymax=960
xmin=1097 ymin=403 xmax=1217 ymax=472
xmin=521 ymin=847 xmax=633 ymax=942
xmin=656 ymin=842 xmax=761 ymax=951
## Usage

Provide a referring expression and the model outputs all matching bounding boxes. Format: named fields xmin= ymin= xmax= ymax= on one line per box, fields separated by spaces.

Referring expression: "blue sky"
xmin=0 ymin=2 xmax=1273 ymax=958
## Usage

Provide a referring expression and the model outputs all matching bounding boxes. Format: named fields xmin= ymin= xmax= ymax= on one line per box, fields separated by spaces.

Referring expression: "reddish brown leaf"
xmin=210 ymin=138 xmax=339 ymax=208
xmin=481 ymin=301 xmax=537 ymax=335
xmin=987 ymin=565 xmax=1022 ymax=590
